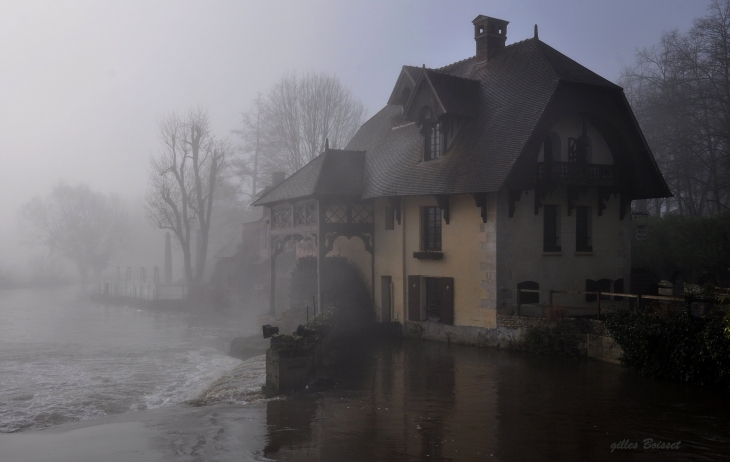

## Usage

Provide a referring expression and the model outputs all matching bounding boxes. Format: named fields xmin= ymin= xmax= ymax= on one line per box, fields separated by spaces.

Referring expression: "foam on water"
xmin=0 ymin=287 xmax=265 ymax=433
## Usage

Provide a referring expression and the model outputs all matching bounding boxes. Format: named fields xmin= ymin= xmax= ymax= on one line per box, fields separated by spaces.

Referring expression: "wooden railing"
xmin=536 ymin=161 xmax=615 ymax=186
xmin=517 ymin=288 xmax=684 ymax=319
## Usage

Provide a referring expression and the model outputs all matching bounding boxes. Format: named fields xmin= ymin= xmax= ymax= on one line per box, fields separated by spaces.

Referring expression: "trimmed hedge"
xmin=605 ymin=308 xmax=730 ymax=390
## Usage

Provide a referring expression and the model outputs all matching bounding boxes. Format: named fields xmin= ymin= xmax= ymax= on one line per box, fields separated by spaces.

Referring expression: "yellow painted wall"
xmin=373 ymin=198 xmax=405 ymax=322
xmin=371 ymin=195 xmax=498 ymax=328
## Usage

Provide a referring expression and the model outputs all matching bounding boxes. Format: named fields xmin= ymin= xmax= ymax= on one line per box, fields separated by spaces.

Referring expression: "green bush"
xmin=522 ymin=319 xmax=600 ymax=356
xmin=605 ymin=308 xmax=730 ymax=390
xmin=632 ymin=212 xmax=730 ymax=283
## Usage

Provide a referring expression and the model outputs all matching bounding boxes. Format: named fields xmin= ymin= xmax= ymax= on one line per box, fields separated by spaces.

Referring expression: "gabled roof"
xmin=255 ymin=34 xmax=669 ymax=206
xmin=386 ymin=66 xmax=422 ymax=105
xmin=252 ymin=149 xmax=366 ymax=206
xmin=349 ymin=37 xmax=669 ymax=199
xmin=403 ymin=69 xmax=480 ymax=119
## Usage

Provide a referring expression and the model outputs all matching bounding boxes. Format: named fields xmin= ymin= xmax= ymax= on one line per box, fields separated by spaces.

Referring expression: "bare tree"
xmin=145 ymin=107 xmax=230 ymax=292
xmin=621 ymin=0 xmax=730 ymax=216
xmin=235 ymin=72 xmax=366 ymax=192
xmin=18 ymin=183 xmax=127 ymax=279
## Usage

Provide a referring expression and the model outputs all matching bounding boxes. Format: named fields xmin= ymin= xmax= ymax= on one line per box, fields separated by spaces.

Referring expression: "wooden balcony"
xmin=536 ymin=161 xmax=615 ymax=186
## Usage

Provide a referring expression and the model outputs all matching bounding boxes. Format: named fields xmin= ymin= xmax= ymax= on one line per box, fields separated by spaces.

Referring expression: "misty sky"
xmin=0 ymin=0 xmax=711 ymax=271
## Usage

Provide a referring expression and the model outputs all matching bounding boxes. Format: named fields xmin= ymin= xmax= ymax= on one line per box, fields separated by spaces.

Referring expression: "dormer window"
xmin=424 ymin=122 xmax=442 ymax=161
xmin=419 ymin=106 xmax=443 ymax=162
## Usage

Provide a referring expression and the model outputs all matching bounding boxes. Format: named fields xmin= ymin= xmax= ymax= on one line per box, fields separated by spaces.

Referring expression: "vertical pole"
xmin=164 ymin=232 xmax=172 ymax=284
xmin=269 ymin=234 xmax=276 ymax=318
xmin=597 ymin=292 xmax=601 ymax=320
xmin=317 ymin=199 xmax=324 ymax=314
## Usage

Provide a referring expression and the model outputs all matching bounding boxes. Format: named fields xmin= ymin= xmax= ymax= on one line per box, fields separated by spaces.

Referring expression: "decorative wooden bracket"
xmin=435 ymin=195 xmax=450 ymax=224
xmin=387 ymin=196 xmax=402 ymax=225
xmin=597 ymin=188 xmax=612 ymax=217
xmin=508 ymin=190 xmax=522 ymax=218
xmin=534 ymin=186 xmax=548 ymax=215
xmin=566 ymin=186 xmax=586 ymax=216
xmin=473 ymin=193 xmax=487 ymax=223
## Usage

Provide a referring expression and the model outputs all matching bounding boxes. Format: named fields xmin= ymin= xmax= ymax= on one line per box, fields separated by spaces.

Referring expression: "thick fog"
xmin=0 ymin=0 xmax=707 ymax=275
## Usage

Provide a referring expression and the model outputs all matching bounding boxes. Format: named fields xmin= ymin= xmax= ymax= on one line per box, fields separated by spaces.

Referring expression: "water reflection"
xmin=262 ymin=339 xmax=728 ymax=461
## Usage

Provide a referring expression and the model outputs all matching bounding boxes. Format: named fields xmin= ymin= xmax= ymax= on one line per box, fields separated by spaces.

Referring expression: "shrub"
xmin=521 ymin=319 xmax=598 ymax=356
xmin=605 ymin=308 xmax=730 ymax=390
xmin=545 ymin=305 xmax=568 ymax=321
xmin=632 ymin=212 xmax=730 ymax=283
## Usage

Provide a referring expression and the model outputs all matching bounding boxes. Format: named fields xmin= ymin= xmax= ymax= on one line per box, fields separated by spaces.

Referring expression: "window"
xmin=517 ymin=281 xmax=539 ymax=304
xmin=305 ymin=202 xmax=317 ymax=225
xmin=421 ymin=206 xmax=442 ymax=251
xmin=575 ymin=206 xmax=592 ymax=252
xmin=543 ymin=205 xmax=561 ymax=252
xmin=384 ymin=205 xmax=394 ymax=230
xmin=424 ymin=123 xmax=442 ymax=161
xmin=271 ymin=205 xmax=292 ymax=229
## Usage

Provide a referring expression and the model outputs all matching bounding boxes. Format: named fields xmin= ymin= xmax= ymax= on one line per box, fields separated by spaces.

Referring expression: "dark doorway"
xmin=424 ymin=277 xmax=454 ymax=325
xmin=381 ymin=276 xmax=392 ymax=322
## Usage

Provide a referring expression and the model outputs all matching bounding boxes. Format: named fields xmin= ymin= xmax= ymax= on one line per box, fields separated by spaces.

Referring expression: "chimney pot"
xmin=472 ymin=15 xmax=509 ymax=63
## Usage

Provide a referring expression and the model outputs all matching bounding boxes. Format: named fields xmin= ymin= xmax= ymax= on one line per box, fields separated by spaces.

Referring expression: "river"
xmin=1 ymin=286 xmax=728 ymax=460
xmin=0 ymin=285 xmax=261 ymax=433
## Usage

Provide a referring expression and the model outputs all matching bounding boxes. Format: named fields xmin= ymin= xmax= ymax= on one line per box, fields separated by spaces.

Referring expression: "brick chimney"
xmin=473 ymin=15 xmax=509 ymax=63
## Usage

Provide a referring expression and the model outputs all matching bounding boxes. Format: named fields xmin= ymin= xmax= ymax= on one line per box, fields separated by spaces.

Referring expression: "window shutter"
xmin=408 ymin=275 xmax=421 ymax=321
xmin=438 ymin=277 xmax=454 ymax=325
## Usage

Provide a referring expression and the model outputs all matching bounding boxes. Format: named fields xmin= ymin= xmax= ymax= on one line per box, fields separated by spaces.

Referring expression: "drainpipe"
xmin=402 ymin=197 xmax=407 ymax=325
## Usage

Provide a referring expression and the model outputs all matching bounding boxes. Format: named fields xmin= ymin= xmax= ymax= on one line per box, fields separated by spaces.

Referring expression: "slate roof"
xmin=253 ymin=149 xmax=365 ymax=206
xmin=405 ymin=69 xmax=481 ymax=118
xmin=255 ymin=35 xmax=669 ymax=206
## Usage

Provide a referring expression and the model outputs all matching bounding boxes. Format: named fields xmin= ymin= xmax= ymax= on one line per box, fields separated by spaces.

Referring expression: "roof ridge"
xmin=425 ymin=67 xmax=481 ymax=83
xmin=435 ymin=55 xmax=475 ymax=73
xmin=533 ymin=39 xmax=619 ymax=88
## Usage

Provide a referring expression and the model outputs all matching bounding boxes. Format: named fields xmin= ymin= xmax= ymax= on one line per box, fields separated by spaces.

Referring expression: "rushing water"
xmin=0 ymin=286 xmax=260 ymax=433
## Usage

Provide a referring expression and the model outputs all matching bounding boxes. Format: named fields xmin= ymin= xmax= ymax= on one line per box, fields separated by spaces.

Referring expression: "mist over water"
xmin=0 ymin=286 xmax=261 ymax=433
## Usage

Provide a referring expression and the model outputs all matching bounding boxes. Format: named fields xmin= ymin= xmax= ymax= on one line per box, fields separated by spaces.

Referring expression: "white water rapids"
xmin=0 ymin=286 xmax=264 ymax=433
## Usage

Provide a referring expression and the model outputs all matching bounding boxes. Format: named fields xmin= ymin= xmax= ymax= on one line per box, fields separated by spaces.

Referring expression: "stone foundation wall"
xmin=406 ymin=316 xmax=620 ymax=364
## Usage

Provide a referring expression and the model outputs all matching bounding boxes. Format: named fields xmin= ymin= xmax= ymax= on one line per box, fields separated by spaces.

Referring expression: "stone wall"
xmin=405 ymin=316 xmax=621 ymax=364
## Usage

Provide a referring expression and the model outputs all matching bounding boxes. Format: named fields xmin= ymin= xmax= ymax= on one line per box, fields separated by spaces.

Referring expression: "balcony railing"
xmin=536 ymin=161 xmax=615 ymax=186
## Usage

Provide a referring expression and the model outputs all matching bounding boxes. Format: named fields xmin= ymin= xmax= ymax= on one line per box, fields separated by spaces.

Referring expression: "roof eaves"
xmin=252 ymin=152 xmax=328 ymax=206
